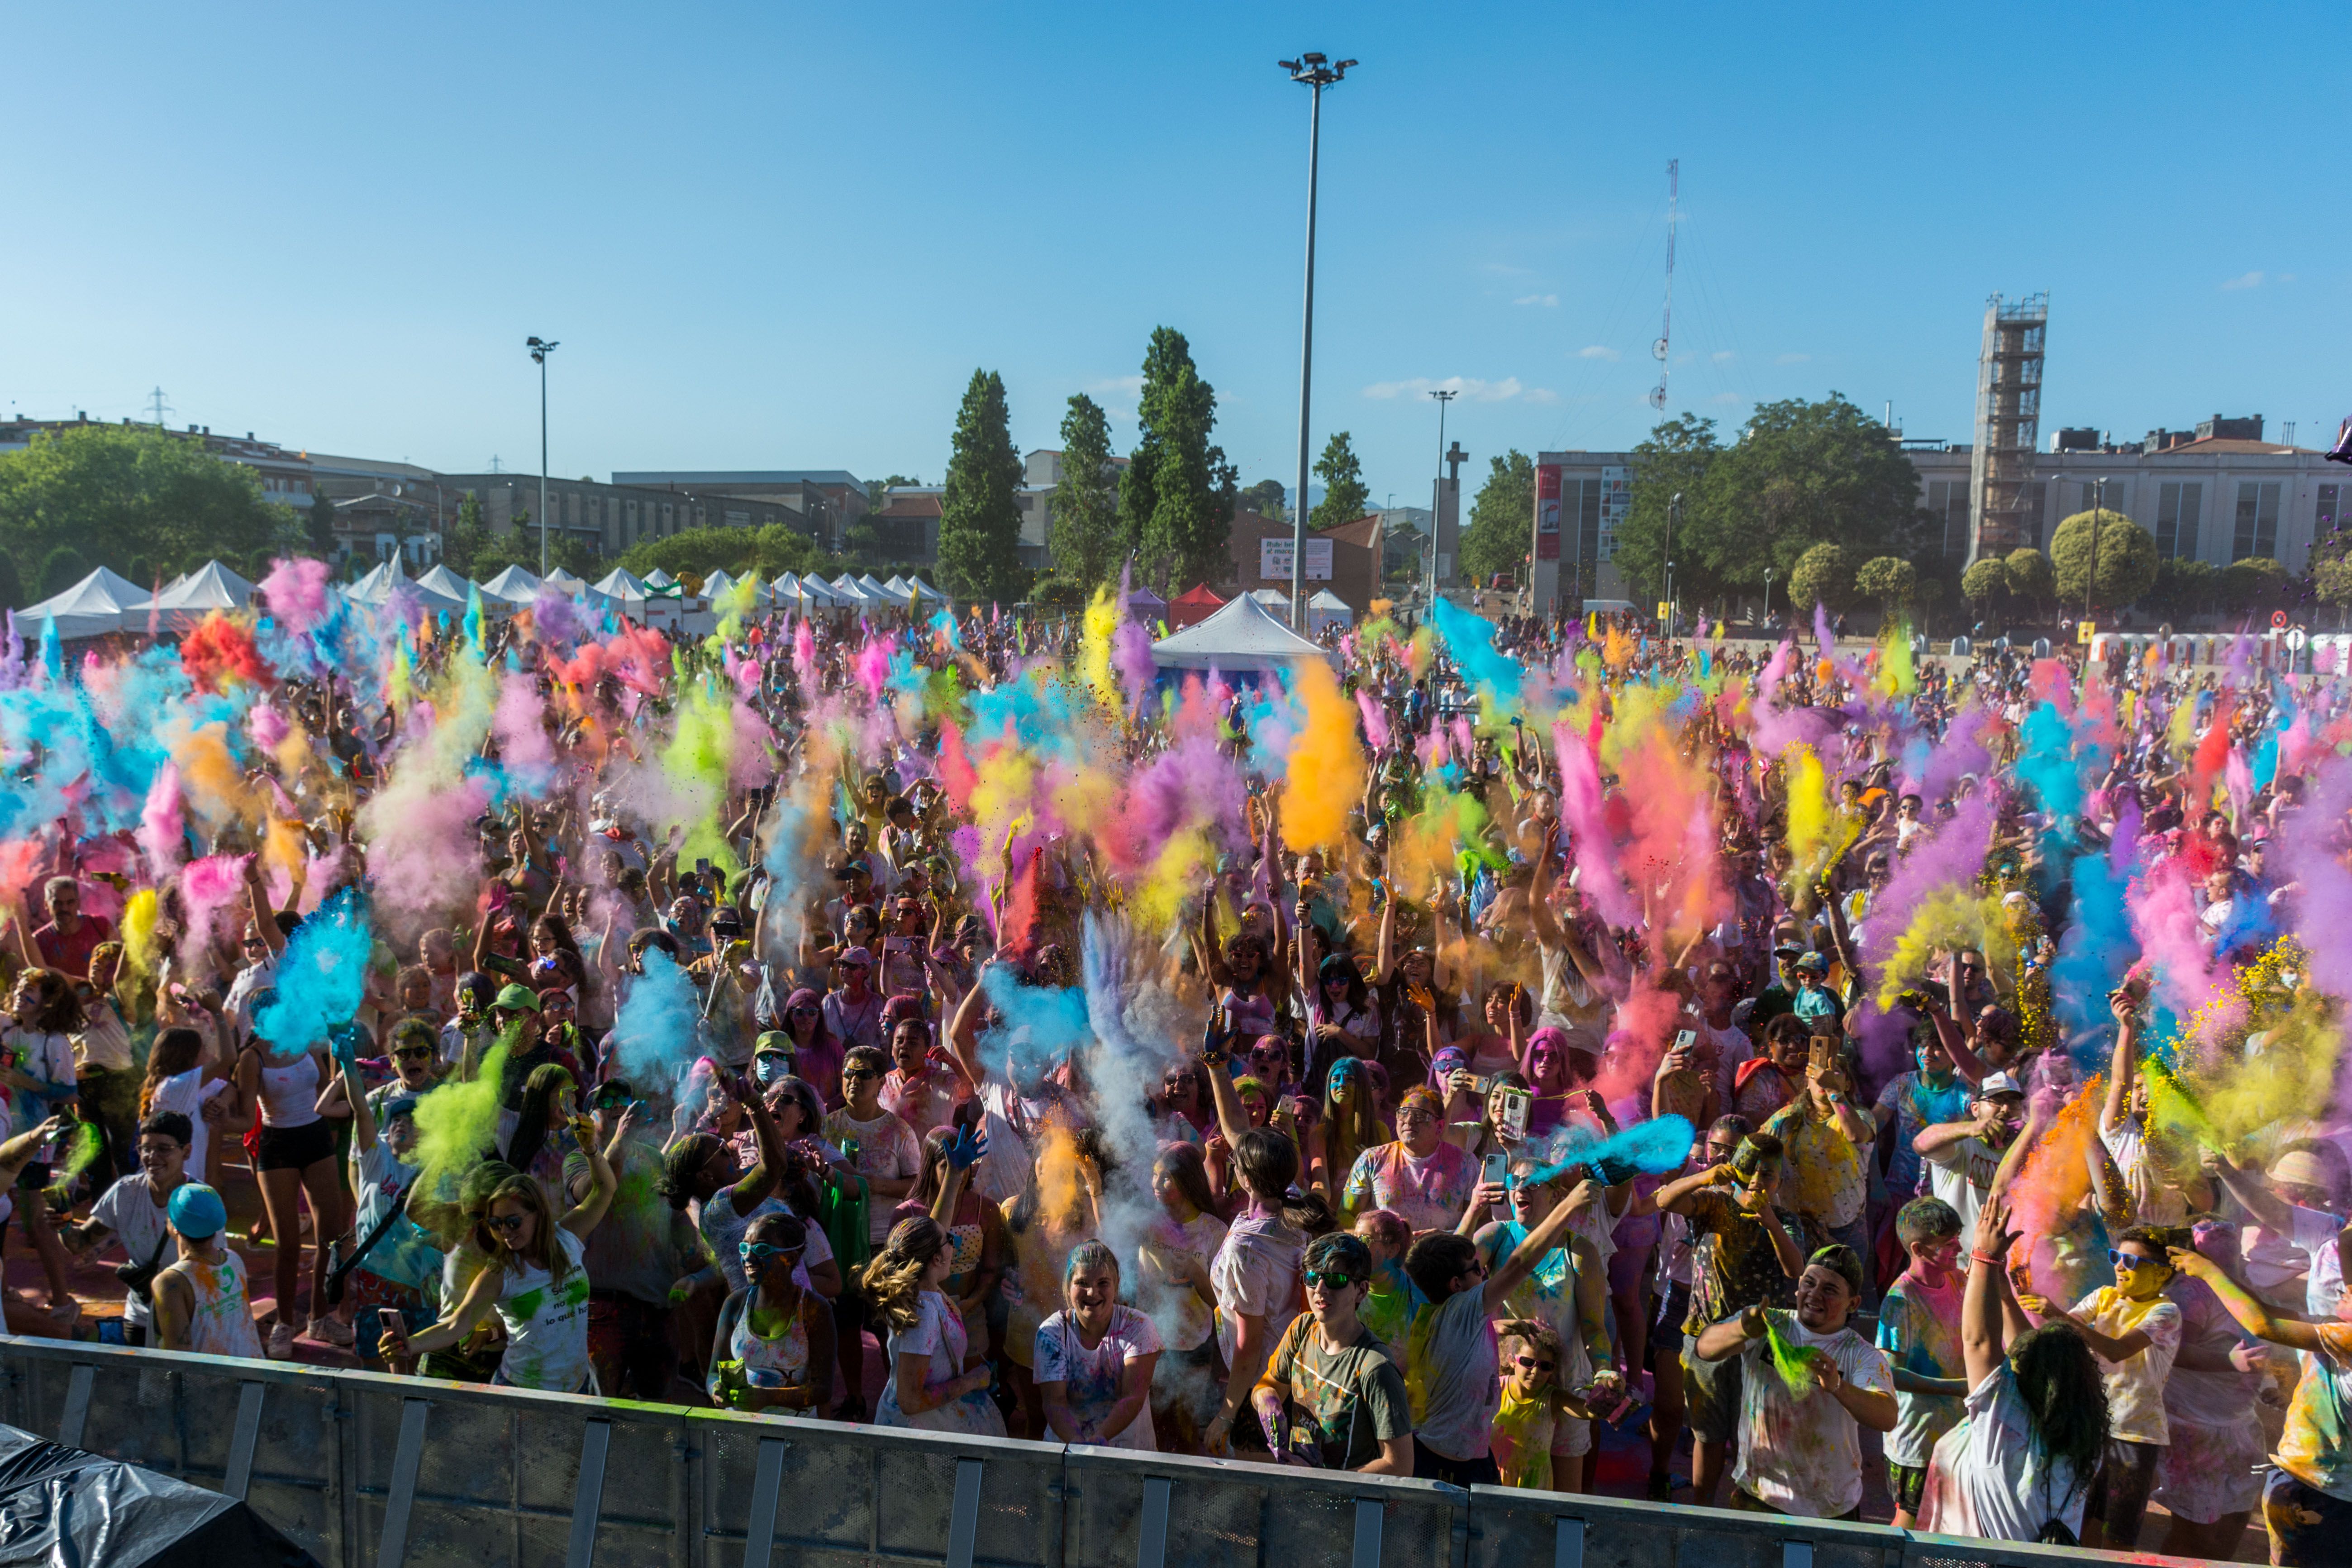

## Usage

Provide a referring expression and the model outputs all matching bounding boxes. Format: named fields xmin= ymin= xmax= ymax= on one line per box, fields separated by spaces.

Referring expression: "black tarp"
xmin=0 ymin=1421 xmax=319 ymax=1567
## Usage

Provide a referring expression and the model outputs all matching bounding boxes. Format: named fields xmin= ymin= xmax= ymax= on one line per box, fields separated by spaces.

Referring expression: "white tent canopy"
xmin=1149 ymin=591 xmax=1335 ymax=673
xmin=18 ymin=568 xmax=143 ymax=640
xmin=414 ymin=564 xmax=492 ymax=610
xmin=829 ymin=575 xmax=870 ymax=605
xmin=543 ymin=567 xmax=588 ymax=593
xmin=909 ymin=577 xmax=947 ymax=604
xmin=1305 ymin=589 xmax=1355 ymax=636
xmin=480 ymin=564 xmax=543 ymax=604
xmin=591 ymin=567 xmax=650 ymax=604
xmin=130 ymin=560 xmax=262 ymax=633
xmin=641 ymin=568 xmax=677 ymax=589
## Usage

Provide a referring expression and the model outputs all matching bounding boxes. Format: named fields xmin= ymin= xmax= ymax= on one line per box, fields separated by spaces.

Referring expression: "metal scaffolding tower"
xmin=1966 ymin=292 xmax=2047 ymax=563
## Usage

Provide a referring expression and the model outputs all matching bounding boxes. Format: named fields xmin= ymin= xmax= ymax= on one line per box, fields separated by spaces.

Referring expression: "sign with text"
xmin=1259 ymin=536 xmax=1333 ymax=582
xmin=1536 ymin=464 xmax=1562 ymax=561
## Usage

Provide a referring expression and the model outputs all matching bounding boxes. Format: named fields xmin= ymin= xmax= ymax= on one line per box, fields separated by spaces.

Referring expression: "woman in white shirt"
xmin=1920 ymin=1192 xmax=2111 ymax=1545
xmin=1036 ymin=1241 xmax=1162 ymax=1450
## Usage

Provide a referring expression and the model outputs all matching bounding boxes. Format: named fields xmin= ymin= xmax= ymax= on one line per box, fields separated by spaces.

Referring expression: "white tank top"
xmin=256 ymin=1052 xmax=322 ymax=1129
xmin=165 ymin=1250 xmax=267 ymax=1359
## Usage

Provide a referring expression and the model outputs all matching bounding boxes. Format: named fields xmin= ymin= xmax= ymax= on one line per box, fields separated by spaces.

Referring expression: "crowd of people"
xmin=10 ymin=558 xmax=2352 ymax=1563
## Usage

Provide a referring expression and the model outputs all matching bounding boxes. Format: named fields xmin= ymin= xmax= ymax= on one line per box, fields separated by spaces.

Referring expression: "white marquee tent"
xmin=1148 ymin=591 xmax=1334 ymax=674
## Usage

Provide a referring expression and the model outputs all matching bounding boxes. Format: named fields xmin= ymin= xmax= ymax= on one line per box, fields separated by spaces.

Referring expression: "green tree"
xmin=936 ymin=368 xmax=1026 ymax=604
xmin=1119 ymin=328 xmax=1231 ymax=590
xmin=36 ymin=544 xmax=88 ymax=597
xmin=0 ymin=424 xmax=291 ymax=582
xmin=1854 ymin=555 xmax=1919 ymax=620
xmin=1615 ymin=396 xmax=1925 ymax=610
xmin=1961 ymin=557 xmax=2009 ymax=616
xmin=1049 ymin=394 xmax=1119 ymax=591
xmin=472 ymin=511 xmax=604 ymax=582
xmin=1787 ymin=542 xmax=1853 ymax=614
xmin=2221 ymin=555 xmax=2290 ymax=619
xmin=1240 ymin=478 xmax=1288 ymax=521
xmin=2147 ymin=557 xmax=2220 ymax=624
xmin=2004 ymin=548 xmax=2055 ymax=617
xmin=443 ymin=491 xmax=492 ymax=577
xmin=0 ymin=547 xmax=23 ymax=608
xmin=1310 ymin=433 xmax=1370 ymax=531
xmin=2049 ymin=509 xmax=2158 ymax=612
xmin=1460 ymin=450 xmax=1534 ymax=586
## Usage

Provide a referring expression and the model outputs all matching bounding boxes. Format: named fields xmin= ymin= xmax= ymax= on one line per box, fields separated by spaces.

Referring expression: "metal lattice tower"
xmin=1966 ymin=292 xmax=2047 ymax=563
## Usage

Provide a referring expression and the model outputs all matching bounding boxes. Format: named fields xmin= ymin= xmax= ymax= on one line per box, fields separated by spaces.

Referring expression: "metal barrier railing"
xmin=0 ymin=1337 xmax=2190 ymax=1568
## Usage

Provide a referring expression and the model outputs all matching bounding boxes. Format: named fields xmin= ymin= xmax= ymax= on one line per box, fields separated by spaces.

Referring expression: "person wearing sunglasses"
xmin=2015 ymin=1225 xmax=2185 ymax=1549
xmin=1490 ymin=1318 xmax=1586 ymax=1491
xmin=1249 ymin=1233 xmax=1413 ymax=1473
xmin=386 ymin=1114 xmax=617 ymax=1393
xmin=706 ymin=1211 xmax=833 ymax=1417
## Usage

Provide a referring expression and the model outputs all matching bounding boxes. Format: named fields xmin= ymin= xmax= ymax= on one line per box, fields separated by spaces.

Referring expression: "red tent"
xmin=1167 ymin=583 xmax=1226 ymax=630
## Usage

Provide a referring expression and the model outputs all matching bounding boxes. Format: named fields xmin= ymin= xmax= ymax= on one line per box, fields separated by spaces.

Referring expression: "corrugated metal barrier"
xmin=0 ymin=1337 xmax=2187 ymax=1568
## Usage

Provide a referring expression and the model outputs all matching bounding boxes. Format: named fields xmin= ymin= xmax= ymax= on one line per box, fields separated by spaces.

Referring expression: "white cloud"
xmin=1712 ymin=351 xmax=1737 ymax=364
xmin=1776 ymin=352 xmax=1810 ymax=364
xmin=1087 ymin=375 xmax=1144 ymax=396
xmin=1361 ymin=376 xmax=1529 ymax=403
xmin=1578 ymin=345 xmax=1620 ymax=362
xmin=1514 ymin=293 xmax=1559 ymax=308
xmin=2220 ymin=271 xmax=2265 ymax=291
xmin=1524 ymin=388 xmax=1561 ymax=405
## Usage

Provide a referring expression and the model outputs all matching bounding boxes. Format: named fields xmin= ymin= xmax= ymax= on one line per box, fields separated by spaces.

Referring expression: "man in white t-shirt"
xmin=63 ymin=1110 xmax=195 ymax=1345
xmin=1692 ymin=1243 xmax=1896 ymax=1518
xmin=1914 ymin=1072 xmax=2026 ymax=1237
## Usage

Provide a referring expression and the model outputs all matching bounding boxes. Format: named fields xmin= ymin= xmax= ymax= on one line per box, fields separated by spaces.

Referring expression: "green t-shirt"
xmin=1263 ymin=1313 xmax=1412 ymax=1469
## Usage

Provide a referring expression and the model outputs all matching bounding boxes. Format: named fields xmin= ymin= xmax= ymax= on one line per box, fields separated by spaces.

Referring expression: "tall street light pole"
xmin=1666 ymin=491 xmax=1682 ymax=636
xmin=527 ymin=336 xmax=560 ymax=576
xmin=1281 ymin=52 xmax=1353 ymax=631
xmin=2087 ymin=475 xmax=2106 ymax=626
xmin=1428 ymin=388 xmax=1455 ymax=609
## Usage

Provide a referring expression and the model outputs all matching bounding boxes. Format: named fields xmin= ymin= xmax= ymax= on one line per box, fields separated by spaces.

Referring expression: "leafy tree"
xmin=1240 ymin=478 xmax=1288 ymax=521
xmin=2221 ymin=555 xmax=2290 ymax=619
xmin=36 ymin=544 xmax=88 ymax=597
xmin=1610 ymin=415 xmax=1720 ymax=603
xmin=1310 ymin=433 xmax=1370 ymax=531
xmin=1049 ymin=394 xmax=1119 ymax=591
xmin=2004 ymin=548 xmax=2054 ymax=617
xmin=616 ymin=522 xmax=846 ymax=586
xmin=1460 ymin=450 xmax=1534 ymax=586
xmin=0 ymin=547 xmax=22 ymax=608
xmin=0 ymin=424 xmax=291 ymax=582
xmin=1854 ymin=555 xmax=1919 ymax=619
xmin=2049 ymin=509 xmax=2158 ymax=612
xmin=444 ymin=491 xmax=492 ymax=576
xmin=2147 ymin=557 xmax=2220 ymax=624
xmin=1960 ymin=557 xmax=2009 ymax=615
xmin=1615 ymin=396 xmax=1926 ymax=609
xmin=1787 ymin=542 xmax=1852 ymax=614
xmin=936 ymin=368 xmax=1026 ymax=604
xmin=1031 ymin=578 xmax=1088 ymax=612
xmin=471 ymin=512 xmax=604 ymax=582
xmin=1118 ymin=328 xmax=1232 ymax=591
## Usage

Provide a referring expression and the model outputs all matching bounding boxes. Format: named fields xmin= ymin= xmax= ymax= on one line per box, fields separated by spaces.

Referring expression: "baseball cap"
xmin=167 ymin=1183 xmax=229 ymax=1240
xmin=1976 ymin=1072 xmax=2025 ymax=1100
xmin=753 ymin=1030 xmax=793 ymax=1058
xmin=1794 ymin=953 xmax=1827 ymax=974
xmin=493 ymin=983 xmax=541 ymax=1013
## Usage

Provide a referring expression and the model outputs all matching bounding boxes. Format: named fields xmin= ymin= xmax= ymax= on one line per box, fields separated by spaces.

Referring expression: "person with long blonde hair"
xmin=858 ymin=1214 xmax=1006 ymax=1435
xmin=385 ymin=1112 xmax=618 ymax=1392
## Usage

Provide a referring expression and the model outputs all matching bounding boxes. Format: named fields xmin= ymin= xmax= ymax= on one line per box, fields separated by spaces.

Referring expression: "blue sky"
xmin=2 ymin=2 xmax=2340 ymax=510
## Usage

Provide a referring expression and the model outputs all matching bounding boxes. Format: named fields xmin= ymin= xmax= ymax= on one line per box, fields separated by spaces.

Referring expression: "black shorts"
xmin=831 ymin=1278 xmax=873 ymax=1333
xmin=1886 ymin=1460 xmax=1928 ymax=1514
xmin=1413 ymin=1439 xmax=1500 ymax=1487
xmin=257 ymin=1118 xmax=337 ymax=1172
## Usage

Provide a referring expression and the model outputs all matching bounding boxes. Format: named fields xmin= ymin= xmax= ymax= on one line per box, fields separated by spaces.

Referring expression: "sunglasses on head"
xmin=1303 ymin=1269 xmax=1362 ymax=1291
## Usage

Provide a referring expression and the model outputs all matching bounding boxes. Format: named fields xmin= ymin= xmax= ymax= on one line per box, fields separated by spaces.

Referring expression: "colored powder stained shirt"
xmin=1262 ymin=1313 xmax=1412 ymax=1469
xmin=2275 ymin=1320 xmax=2352 ymax=1501
xmin=1135 ymin=1209 xmax=1226 ymax=1354
xmin=162 ymin=1249 xmax=267 ymax=1360
xmin=492 ymin=1229 xmax=595 ymax=1393
xmin=1343 ymin=1141 xmax=1476 ymax=1235
xmin=1210 ymin=1210 xmax=1305 ymax=1383
xmin=823 ymin=1106 xmax=922 ymax=1244
xmin=350 ymin=1140 xmax=443 ymax=1295
xmin=1490 ymin=1386 xmax=1577 ymax=1490
xmin=1918 ymin=1361 xmax=2091 ymax=1542
xmin=2067 ymin=1286 xmax=2183 ymax=1446
xmin=1406 ymin=1284 xmax=1501 ymax=1463
xmin=1876 ymin=1271 xmax=1966 ymax=1467
xmin=1875 ymin=1071 xmax=1969 ymax=1196
xmin=1474 ymin=1220 xmax=1595 ymax=1393
xmin=1034 ymin=1306 xmax=1162 ymax=1450
xmin=1358 ymin=1261 xmax=1423 ymax=1367
xmin=1681 ymin=1188 xmax=1800 ymax=1332
xmin=1761 ymin=1101 xmax=1866 ymax=1230
xmin=1729 ymin=1309 xmax=1892 ymax=1518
